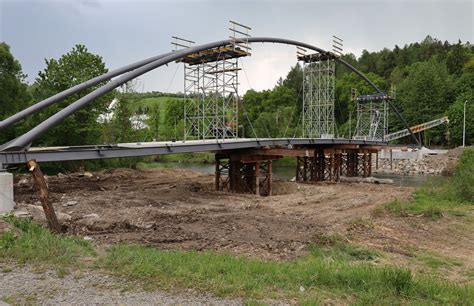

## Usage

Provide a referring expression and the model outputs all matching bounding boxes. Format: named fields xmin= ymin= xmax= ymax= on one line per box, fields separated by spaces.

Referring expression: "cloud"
xmin=2 ymin=0 xmax=472 ymax=93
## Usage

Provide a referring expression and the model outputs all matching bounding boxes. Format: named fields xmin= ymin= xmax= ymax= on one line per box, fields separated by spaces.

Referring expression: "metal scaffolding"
xmin=298 ymin=51 xmax=336 ymax=138
xmin=174 ymin=21 xmax=251 ymax=140
xmin=353 ymin=93 xmax=390 ymax=141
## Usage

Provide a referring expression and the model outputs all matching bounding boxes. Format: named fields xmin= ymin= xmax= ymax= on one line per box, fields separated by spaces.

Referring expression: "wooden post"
xmin=215 ymin=158 xmax=220 ymax=191
xmin=267 ymin=160 xmax=273 ymax=196
xmin=26 ymin=160 xmax=61 ymax=233
xmin=376 ymin=151 xmax=379 ymax=170
xmin=254 ymin=162 xmax=260 ymax=196
xmin=390 ymin=149 xmax=393 ymax=171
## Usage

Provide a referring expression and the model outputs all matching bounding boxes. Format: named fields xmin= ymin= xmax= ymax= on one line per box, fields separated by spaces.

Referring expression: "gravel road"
xmin=0 ymin=265 xmax=244 ymax=305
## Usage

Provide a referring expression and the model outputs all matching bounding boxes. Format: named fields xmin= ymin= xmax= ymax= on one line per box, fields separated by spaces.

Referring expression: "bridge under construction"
xmin=0 ymin=21 xmax=443 ymax=214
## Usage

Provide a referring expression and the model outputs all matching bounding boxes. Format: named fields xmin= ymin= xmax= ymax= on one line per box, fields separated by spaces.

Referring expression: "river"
xmin=142 ymin=161 xmax=429 ymax=187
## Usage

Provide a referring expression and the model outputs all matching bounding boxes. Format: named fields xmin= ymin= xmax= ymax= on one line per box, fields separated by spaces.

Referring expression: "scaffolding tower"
xmin=298 ymin=50 xmax=336 ymax=138
xmin=174 ymin=21 xmax=251 ymax=140
xmin=352 ymin=92 xmax=390 ymax=141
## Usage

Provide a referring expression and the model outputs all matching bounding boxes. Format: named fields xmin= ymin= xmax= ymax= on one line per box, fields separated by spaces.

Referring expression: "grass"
xmin=128 ymin=96 xmax=183 ymax=116
xmin=385 ymin=148 xmax=474 ymax=220
xmin=0 ymin=215 xmax=95 ymax=267
xmin=1 ymin=217 xmax=473 ymax=304
xmin=416 ymin=252 xmax=463 ymax=270
xmin=97 ymin=244 xmax=473 ymax=304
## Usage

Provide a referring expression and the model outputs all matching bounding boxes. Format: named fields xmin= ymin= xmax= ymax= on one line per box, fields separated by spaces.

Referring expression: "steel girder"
xmin=0 ymin=138 xmax=385 ymax=169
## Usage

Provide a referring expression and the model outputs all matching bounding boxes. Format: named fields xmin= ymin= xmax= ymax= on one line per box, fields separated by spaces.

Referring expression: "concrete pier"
xmin=0 ymin=172 xmax=14 ymax=213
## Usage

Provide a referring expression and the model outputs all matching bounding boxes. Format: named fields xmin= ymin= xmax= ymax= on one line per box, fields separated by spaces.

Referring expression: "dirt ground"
xmin=12 ymin=167 xmax=474 ymax=282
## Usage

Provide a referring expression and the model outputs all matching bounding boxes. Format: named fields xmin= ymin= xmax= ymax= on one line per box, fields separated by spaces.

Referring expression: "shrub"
xmin=453 ymin=148 xmax=474 ymax=202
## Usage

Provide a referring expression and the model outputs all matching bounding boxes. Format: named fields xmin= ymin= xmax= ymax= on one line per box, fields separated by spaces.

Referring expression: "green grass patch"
xmin=308 ymin=241 xmax=380 ymax=262
xmin=467 ymin=269 xmax=474 ymax=280
xmin=385 ymin=179 xmax=472 ymax=219
xmin=385 ymin=149 xmax=474 ymax=219
xmin=97 ymin=244 xmax=473 ymax=304
xmin=0 ymin=216 xmax=95 ymax=267
xmin=129 ymin=96 xmax=183 ymax=115
xmin=453 ymin=148 xmax=474 ymax=202
xmin=416 ymin=252 xmax=463 ymax=270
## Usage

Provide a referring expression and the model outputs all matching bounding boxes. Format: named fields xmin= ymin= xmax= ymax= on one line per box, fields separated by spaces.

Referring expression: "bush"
xmin=453 ymin=148 xmax=474 ymax=202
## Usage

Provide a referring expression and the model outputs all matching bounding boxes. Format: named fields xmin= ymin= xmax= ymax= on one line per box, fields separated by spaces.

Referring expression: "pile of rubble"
xmin=373 ymin=146 xmax=466 ymax=176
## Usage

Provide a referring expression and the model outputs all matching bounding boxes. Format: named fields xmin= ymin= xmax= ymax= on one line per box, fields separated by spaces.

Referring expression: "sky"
xmin=1 ymin=0 xmax=473 ymax=95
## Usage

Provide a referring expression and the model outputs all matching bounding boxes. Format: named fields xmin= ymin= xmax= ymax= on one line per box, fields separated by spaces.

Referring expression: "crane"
xmin=385 ymin=116 xmax=449 ymax=142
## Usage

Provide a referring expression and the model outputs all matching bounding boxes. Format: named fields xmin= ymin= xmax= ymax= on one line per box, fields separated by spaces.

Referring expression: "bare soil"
xmin=13 ymin=167 xmax=474 ymax=282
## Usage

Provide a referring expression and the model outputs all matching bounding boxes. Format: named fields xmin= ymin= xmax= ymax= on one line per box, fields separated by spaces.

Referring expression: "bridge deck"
xmin=0 ymin=138 xmax=386 ymax=168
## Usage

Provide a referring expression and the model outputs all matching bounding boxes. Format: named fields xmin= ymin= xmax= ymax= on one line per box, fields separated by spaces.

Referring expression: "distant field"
xmin=125 ymin=96 xmax=185 ymax=129
xmin=129 ymin=96 xmax=184 ymax=117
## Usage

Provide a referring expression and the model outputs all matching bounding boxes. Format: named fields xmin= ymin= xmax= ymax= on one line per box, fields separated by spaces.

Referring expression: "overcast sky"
xmin=1 ymin=0 xmax=472 ymax=94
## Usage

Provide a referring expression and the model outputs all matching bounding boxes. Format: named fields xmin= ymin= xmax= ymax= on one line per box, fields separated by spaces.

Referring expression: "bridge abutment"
xmin=0 ymin=171 xmax=14 ymax=213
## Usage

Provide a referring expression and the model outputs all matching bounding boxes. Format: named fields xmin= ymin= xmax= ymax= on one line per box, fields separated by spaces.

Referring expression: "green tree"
xmin=396 ymin=59 xmax=453 ymax=144
xmin=0 ymin=42 xmax=31 ymax=143
xmin=446 ymin=72 xmax=474 ymax=146
xmin=111 ymin=96 xmax=134 ymax=143
xmin=30 ymin=44 xmax=113 ymax=147
xmin=163 ymin=98 xmax=185 ymax=140
xmin=335 ymin=71 xmax=387 ymax=125
xmin=147 ymin=104 xmax=161 ymax=140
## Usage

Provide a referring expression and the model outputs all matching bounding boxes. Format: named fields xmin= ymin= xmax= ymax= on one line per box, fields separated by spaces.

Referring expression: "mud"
xmin=12 ymin=167 xmax=474 ymax=282
xmin=13 ymin=168 xmax=406 ymax=259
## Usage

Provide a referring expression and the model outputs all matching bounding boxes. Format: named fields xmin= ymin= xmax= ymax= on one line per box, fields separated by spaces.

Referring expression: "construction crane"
xmin=385 ymin=116 xmax=449 ymax=142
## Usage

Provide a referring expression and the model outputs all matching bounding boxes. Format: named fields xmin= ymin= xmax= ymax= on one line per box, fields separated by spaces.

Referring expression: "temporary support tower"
xmin=298 ymin=49 xmax=336 ymax=138
xmin=174 ymin=21 xmax=251 ymax=140
xmin=353 ymin=93 xmax=390 ymax=141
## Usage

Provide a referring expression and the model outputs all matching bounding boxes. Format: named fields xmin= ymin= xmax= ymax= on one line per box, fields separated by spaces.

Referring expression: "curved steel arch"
xmin=0 ymin=52 xmax=174 ymax=131
xmin=2 ymin=37 xmax=420 ymax=151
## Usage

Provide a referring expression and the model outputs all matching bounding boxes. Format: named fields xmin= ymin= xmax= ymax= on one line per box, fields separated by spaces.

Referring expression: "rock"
xmin=57 ymin=172 xmax=68 ymax=179
xmin=83 ymin=236 xmax=93 ymax=241
xmin=17 ymin=178 xmax=29 ymax=186
xmin=340 ymin=176 xmax=394 ymax=184
xmin=57 ymin=212 xmax=72 ymax=222
xmin=299 ymin=286 xmax=305 ymax=292
xmin=78 ymin=213 xmax=100 ymax=227
xmin=82 ymin=213 xmax=99 ymax=219
xmin=62 ymin=201 xmax=78 ymax=207
xmin=83 ymin=172 xmax=94 ymax=178
xmin=13 ymin=210 xmax=32 ymax=219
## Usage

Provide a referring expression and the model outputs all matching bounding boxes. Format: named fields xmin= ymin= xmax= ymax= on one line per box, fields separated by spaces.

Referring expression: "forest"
xmin=0 ymin=35 xmax=473 ymax=150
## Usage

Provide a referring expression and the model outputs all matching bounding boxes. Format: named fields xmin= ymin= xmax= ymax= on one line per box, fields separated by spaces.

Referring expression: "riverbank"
xmin=374 ymin=146 xmax=469 ymax=176
xmin=2 ymin=148 xmax=472 ymax=304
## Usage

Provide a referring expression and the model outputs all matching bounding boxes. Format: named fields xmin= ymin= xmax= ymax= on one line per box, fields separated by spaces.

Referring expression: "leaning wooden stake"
xmin=26 ymin=160 xmax=61 ymax=233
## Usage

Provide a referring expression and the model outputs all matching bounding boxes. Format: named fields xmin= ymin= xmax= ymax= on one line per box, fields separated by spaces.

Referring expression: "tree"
xmin=396 ymin=59 xmax=453 ymax=144
xmin=162 ymin=98 xmax=185 ymax=140
xmin=335 ymin=71 xmax=387 ymax=125
xmin=446 ymin=41 xmax=471 ymax=75
xmin=30 ymin=44 xmax=113 ymax=147
xmin=0 ymin=42 xmax=31 ymax=144
xmin=446 ymin=72 xmax=474 ymax=146
xmin=147 ymin=104 xmax=161 ymax=140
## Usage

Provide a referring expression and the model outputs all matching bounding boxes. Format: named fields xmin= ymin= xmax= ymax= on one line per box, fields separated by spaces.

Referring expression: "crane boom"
xmin=385 ymin=116 xmax=449 ymax=142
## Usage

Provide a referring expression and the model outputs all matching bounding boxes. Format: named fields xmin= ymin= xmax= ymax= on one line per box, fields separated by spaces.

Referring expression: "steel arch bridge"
xmin=0 ymin=36 xmax=420 ymax=171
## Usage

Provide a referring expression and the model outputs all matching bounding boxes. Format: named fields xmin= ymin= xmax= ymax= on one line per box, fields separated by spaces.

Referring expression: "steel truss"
xmin=299 ymin=53 xmax=336 ymax=138
xmin=353 ymin=94 xmax=390 ymax=141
